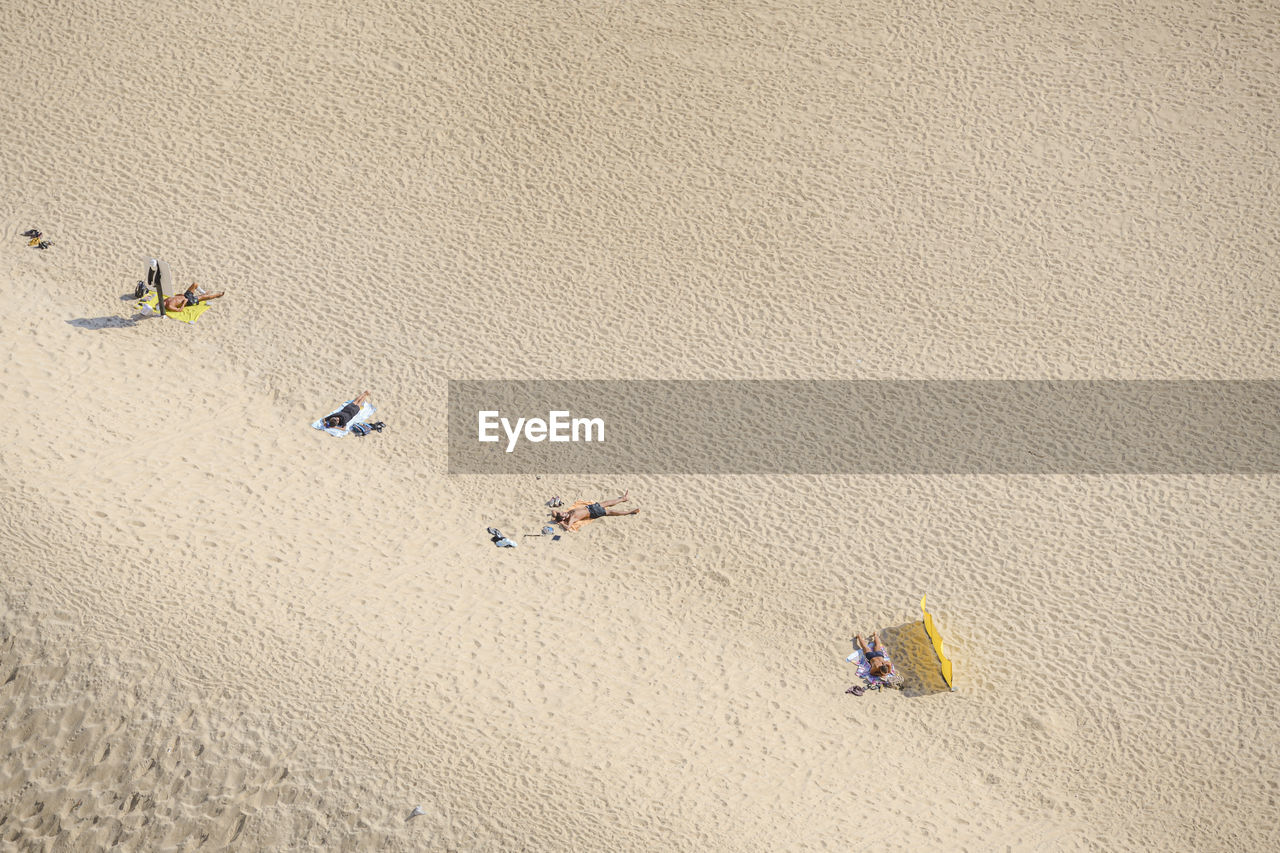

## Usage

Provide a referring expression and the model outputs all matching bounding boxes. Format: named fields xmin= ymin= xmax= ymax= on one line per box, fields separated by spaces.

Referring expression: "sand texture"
xmin=2 ymin=0 xmax=1278 ymax=850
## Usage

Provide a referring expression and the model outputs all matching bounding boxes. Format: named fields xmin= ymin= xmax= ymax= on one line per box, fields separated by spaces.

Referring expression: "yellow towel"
xmin=136 ymin=291 xmax=210 ymax=324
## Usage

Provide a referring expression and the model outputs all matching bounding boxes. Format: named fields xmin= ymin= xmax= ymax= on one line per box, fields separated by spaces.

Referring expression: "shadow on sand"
xmin=67 ymin=315 xmax=144 ymax=330
xmin=875 ymin=621 xmax=952 ymax=698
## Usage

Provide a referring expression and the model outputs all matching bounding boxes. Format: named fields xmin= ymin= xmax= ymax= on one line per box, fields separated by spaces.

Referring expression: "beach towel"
xmin=135 ymin=291 xmax=210 ymax=324
xmin=557 ymin=499 xmax=599 ymax=532
xmin=846 ymin=643 xmax=904 ymax=691
xmin=312 ymin=401 xmax=376 ymax=437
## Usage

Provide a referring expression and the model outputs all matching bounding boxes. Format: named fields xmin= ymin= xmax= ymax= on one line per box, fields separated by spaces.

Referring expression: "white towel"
xmin=311 ymin=401 xmax=376 ymax=437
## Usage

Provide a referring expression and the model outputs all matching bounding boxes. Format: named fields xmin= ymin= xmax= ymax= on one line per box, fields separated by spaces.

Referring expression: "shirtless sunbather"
xmin=855 ymin=633 xmax=893 ymax=678
xmin=163 ymin=283 xmax=224 ymax=313
xmin=324 ymin=391 xmax=373 ymax=429
xmin=551 ymin=491 xmax=639 ymax=529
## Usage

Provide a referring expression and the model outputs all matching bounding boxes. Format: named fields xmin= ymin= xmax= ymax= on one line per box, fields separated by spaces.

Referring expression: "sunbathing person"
xmin=163 ymin=283 xmax=224 ymax=313
xmin=551 ymin=491 xmax=639 ymax=530
xmin=324 ymin=391 xmax=373 ymax=429
xmin=855 ymin=633 xmax=894 ymax=678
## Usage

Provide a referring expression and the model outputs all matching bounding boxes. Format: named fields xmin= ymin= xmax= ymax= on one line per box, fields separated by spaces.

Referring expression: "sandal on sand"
xmin=846 ymin=685 xmax=866 ymax=696
xmin=487 ymin=527 xmax=503 ymax=539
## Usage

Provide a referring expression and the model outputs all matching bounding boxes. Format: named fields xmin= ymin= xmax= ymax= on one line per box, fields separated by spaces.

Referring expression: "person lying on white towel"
xmin=323 ymin=390 xmax=373 ymax=430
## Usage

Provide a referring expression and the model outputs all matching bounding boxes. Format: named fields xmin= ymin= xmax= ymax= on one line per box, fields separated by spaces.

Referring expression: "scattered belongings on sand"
xmin=134 ymin=258 xmax=162 ymax=299
xmin=21 ymin=228 xmax=51 ymax=249
xmin=487 ymin=527 xmax=517 ymax=547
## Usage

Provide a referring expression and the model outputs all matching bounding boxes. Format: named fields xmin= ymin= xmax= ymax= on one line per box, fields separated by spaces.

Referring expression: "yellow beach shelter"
xmin=920 ymin=595 xmax=954 ymax=690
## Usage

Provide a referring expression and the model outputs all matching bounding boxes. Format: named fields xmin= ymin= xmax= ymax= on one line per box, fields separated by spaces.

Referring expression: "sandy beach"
xmin=2 ymin=0 xmax=1277 ymax=849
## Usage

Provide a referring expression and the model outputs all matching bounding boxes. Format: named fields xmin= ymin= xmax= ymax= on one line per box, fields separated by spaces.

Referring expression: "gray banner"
xmin=447 ymin=380 xmax=1279 ymax=474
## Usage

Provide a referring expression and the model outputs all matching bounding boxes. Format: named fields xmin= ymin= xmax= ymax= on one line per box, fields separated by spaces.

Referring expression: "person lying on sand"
xmin=855 ymin=633 xmax=893 ymax=678
xmin=163 ymin=283 xmax=224 ymax=313
xmin=324 ymin=391 xmax=373 ymax=429
xmin=551 ymin=491 xmax=639 ymax=530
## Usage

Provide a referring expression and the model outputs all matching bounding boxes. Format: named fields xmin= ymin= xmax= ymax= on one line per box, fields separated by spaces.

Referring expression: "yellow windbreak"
xmin=920 ymin=595 xmax=954 ymax=689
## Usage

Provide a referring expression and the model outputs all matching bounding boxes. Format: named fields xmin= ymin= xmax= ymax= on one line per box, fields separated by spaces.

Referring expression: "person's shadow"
xmin=66 ymin=316 xmax=142 ymax=330
xmin=877 ymin=621 xmax=952 ymax=697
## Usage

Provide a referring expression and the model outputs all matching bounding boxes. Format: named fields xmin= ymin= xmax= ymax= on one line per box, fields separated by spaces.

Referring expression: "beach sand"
xmin=1 ymin=1 xmax=1277 ymax=849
